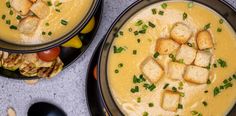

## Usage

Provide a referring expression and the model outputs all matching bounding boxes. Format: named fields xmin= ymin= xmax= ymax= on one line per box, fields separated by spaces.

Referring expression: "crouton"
xmin=155 ymin=39 xmax=180 ymax=55
xmin=184 ymin=65 xmax=209 ymax=84
xmin=194 ymin=51 xmax=212 ymax=67
xmin=18 ymin=16 xmax=40 ymax=34
xmin=170 ymin=22 xmax=192 ymax=44
xmin=140 ymin=57 xmax=164 ymax=83
xmin=11 ymin=0 xmax=32 ymax=15
xmin=168 ymin=62 xmax=186 ymax=80
xmin=176 ymin=45 xmax=197 ymax=65
xmin=196 ymin=31 xmax=214 ymax=50
xmin=30 ymin=0 xmax=50 ymax=19
xmin=162 ymin=91 xmax=180 ymax=112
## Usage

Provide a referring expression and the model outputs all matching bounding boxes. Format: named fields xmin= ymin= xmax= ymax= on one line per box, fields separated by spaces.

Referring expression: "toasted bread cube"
xmin=168 ymin=62 xmax=186 ymax=80
xmin=170 ymin=23 xmax=192 ymax=44
xmin=162 ymin=91 xmax=180 ymax=112
xmin=30 ymin=0 xmax=50 ymax=19
xmin=155 ymin=39 xmax=180 ymax=55
xmin=194 ymin=51 xmax=212 ymax=67
xmin=176 ymin=45 xmax=197 ymax=65
xmin=140 ymin=57 xmax=164 ymax=83
xmin=19 ymin=16 xmax=40 ymax=34
xmin=184 ymin=65 xmax=209 ymax=84
xmin=196 ymin=31 xmax=214 ymax=50
xmin=11 ymin=0 xmax=32 ymax=15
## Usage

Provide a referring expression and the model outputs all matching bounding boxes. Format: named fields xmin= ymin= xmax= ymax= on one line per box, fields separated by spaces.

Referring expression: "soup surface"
xmin=0 ymin=0 xmax=93 ymax=45
xmin=108 ymin=1 xmax=236 ymax=116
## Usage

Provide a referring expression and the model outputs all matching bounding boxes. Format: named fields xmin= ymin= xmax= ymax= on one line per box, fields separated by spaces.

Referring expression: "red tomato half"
xmin=37 ymin=47 xmax=61 ymax=62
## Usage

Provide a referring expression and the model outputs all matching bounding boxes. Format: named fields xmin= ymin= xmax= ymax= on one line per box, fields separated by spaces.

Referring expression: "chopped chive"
xmin=224 ymin=82 xmax=233 ymax=89
xmin=213 ymin=64 xmax=217 ymax=68
xmin=152 ymin=8 xmax=157 ymax=15
xmin=143 ymin=83 xmax=156 ymax=91
xmin=113 ymin=46 xmax=125 ymax=53
xmin=188 ymin=2 xmax=194 ymax=8
xmin=204 ymin=23 xmax=211 ymax=30
xmin=172 ymin=87 xmax=177 ymax=92
xmin=161 ymin=3 xmax=167 ymax=9
xmin=153 ymin=52 xmax=159 ymax=58
xmin=204 ymin=90 xmax=208 ymax=93
xmin=42 ymin=31 xmax=46 ymax=35
xmin=163 ymin=83 xmax=169 ymax=89
xmin=207 ymin=79 xmax=211 ymax=85
xmin=6 ymin=1 xmax=11 ymax=8
xmin=219 ymin=19 xmax=224 ymax=24
xmin=2 ymin=15 xmax=6 ymax=20
xmin=48 ymin=31 xmax=52 ymax=36
xmin=9 ymin=25 xmax=17 ymax=30
xmin=148 ymin=22 xmax=156 ymax=28
xmin=158 ymin=11 xmax=164 ymax=15
xmin=135 ymin=20 xmax=143 ymax=26
xmin=139 ymin=29 xmax=146 ymax=34
xmin=134 ymin=31 xmax=139 ymax=36
xmin=128 ymin=28 xmax=132 ymax=32
xmin=220 ymin=85 xmax=224 ymax=90
xmin=118 ymin=63 xmax=123 ymax=68
xmin=178 ymin=82 xmax=184 ymax=90
xmin=130 ymin=86 xmax=139 ymax=93
xmin=47 ymin=1 xmax=52 ymax=6
xmin=137 ymin=97 xmax=141 ymax=103
xmin=133 ymin=50 xmax=137 ymax=55
xmin=179 ymin=92 xmax=185 ymax=97
xmin=213 ymin=87 xmax=220 ymax=96
xmin=233 ymin=74 xmax=236 ymax=80
xmin=61 ymin=19 xmax=68 ymax=26
xmin=148 ymin=103 xmax=154 ymax=107
xmin=143 ymin=112 xmax=149 ymax=116
xmin=6 ymin=20 xmax=11 ymax=25
xmin=183 ymin=12 xmax=188 ymax=20
xmin=56 ymin=2 xmax=62 ymax=7
xmin=202 ymin=101 xmax=208 ymax=106
xmin=137 ymin=39 xmax=141 ymax=43
xmin=16 ymin=15 xmax=21 ymax=20
xmin=178 ymin=104 xmax=183 ymax=109
xmin=191 ymin=111 xmax=198 ymax=115
xmin=228 ymin=77 xmax=233 ymax=81
xmin=217 ymin=59 xmax=227 ymax=68
xmin=217 ymin=28 xmax=222 ymax=32
xmin=45 ymin=23 xmax=50 ymax=26
xmin=115 ymin=69 xmax=119 ymax=73
xmin=142 ymin=24 xmax=148 ymax=30
xmin=55 ymin=9 xmax=61 ymax=12
xmin=119 ymin=31 xmax=124 ymax=36
xmin=9 ymin=10 xmax=13 ymax=15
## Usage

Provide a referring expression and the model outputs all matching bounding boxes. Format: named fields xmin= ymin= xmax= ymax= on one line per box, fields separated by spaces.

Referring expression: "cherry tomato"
xmin=37 ymin=47 xmax=61 ymax=62
xmin=93 ymin=65 xmax=98 ymax=80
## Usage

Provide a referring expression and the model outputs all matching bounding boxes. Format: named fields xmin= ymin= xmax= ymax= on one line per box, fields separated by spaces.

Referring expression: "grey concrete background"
xmin=0 ymin=0 xmax=235 ymax=116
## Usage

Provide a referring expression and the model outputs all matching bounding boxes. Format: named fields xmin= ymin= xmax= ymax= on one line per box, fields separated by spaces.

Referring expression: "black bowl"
xmin=0 ymin=0 xmax=101 ymax=53
xmin=0 ymin=0 xmax=103 ymax=80
xmin=98 ymin=0 xmax=236 ymax=115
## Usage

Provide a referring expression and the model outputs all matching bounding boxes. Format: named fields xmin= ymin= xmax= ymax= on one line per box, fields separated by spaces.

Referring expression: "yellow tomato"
xmin=62 ymin=36 xmax=82 ymax=49
xmin=81 ymin=17 xmax=95 ymax=34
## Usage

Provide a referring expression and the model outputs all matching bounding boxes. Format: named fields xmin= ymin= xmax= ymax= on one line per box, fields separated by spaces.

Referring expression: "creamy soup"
xmin=108 ymin=1 xmax=236 ymax=116
xmin=0 ymin=0 xmax=93 ymax=45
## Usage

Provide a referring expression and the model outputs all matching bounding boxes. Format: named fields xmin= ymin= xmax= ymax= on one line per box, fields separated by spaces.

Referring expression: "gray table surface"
xmin=0 ymin=0 xmax=235 ymax=116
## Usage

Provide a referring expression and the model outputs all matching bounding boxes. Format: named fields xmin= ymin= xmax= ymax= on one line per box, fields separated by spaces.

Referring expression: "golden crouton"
xmin=155 ymin=39 xmax=180 ymax=55
xmin=196 ymin=31 xmax=214 ymax=50
xmin=30 ymin=0 xmax=50 ymax=19
xmin=162 ymin=91 xmax=180 ymax=112
xmin=140 ymin=57 xmax=164 ymax=83
xmin=184 ymin=65 xmax=209 ymax=84
xmin=170 ymin=22 xmax=192 ymax=44
xmin=18 ymin=16 xmax=40 ymax=34
xmin=194 ymin=51 xmax=212 ymax=67
xmin=11 ymin=0 xmax=33 ymax=15
xmin=168 ymin=62 xmax=186 ymax=80
xmin=176 ymin=45 xmax=197 ymax=65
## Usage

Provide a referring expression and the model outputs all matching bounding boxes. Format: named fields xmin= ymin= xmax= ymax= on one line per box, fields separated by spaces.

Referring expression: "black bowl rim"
xmin=0 ymin=0 xmax=102 ymax=53
xmin=98 ymin=0 xmax=236 ymax=115
xmin=0 ymin=0 xmax=103 ymax=80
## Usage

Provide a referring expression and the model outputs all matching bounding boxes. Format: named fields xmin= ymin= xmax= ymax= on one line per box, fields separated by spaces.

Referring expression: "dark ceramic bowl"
xmin=98 ymin=0 xmax=236 ymax=115
xmin=0 ymin=0 xmax=101 ymax=53
xmin=0 ymin=0 xmax=103 ymax=80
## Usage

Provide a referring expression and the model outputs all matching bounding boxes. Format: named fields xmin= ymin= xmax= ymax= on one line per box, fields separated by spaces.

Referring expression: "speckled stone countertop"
xmin=0 ymin=0 xmax=235 ymax=116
